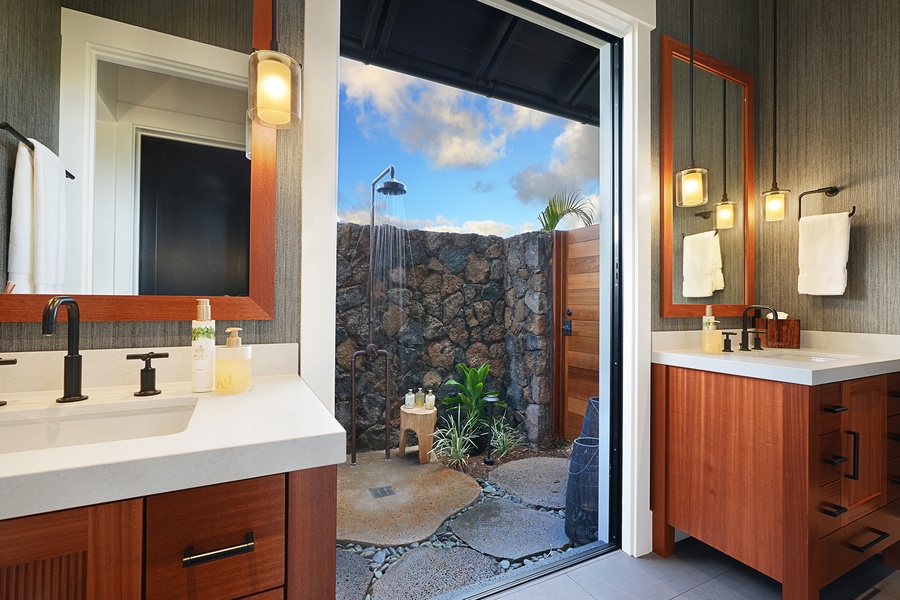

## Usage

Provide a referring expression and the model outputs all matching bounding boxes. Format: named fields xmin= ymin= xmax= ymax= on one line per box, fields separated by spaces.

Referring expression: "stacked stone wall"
xmin=335 ymin=222 xmax=552 ymax=451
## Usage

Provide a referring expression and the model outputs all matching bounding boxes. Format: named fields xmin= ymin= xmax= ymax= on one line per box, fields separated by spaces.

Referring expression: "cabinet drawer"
xmin=818 ymin=500 xmax=900 ymax=588
xmin=889 ymin=457 xmax=900 ymax=504
xmin=889 ymin=415 xmax=900 ymax=460
xmin=888 ymin=373 xmax=900 ymax=416
xmin=817 ymin=384 xmax=843 ymax=434
xmin=145 ymin=475 xmax=285 ymax=600
xmin=817 ymin=479 xmax=843 ymax=539
xmin=818 ymin=431 xmax=844 ymax=486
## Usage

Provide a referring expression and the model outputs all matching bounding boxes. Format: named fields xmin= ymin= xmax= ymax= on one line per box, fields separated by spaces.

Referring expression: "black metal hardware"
xmin=183 ymin=532 xmax=255 ymax=567
xmin=845 ymin=430 xmax=860 ymax=481
xmin=0 ymin=356 xmax=15 ymax=407
xmin=126 ymin=352 xmax=170 ymax=396
xmin=42 ymin=296 xmax=88 ymax=403
xmin=823 ymin=405 xmax=848 ymax=414
xmin=848 ymin=528 xmax=890 ymax=554
xmin=566 ymin=308 xmax=573 ymax=316
xmin=752 ymin=329 xmax=766 ymax=350
xmin=721 ymin=332 xmax=735 ymax=352
xmin=1 ymin=122 xmax=75 ymax=179
xmin=889 ymin=391 xmax=900 ymax=399
xmin=562 ymin=319 xmax=572 ymax=336
xmin=798 ymin=187 xmax=855 ymax=221
xmin=891 ymin=477 xmax=900 ymax=486
xmin=890 ymin=433 xmax=900 ymax=442
xmin=820 ymin=503 xmax=848 ymax=518
xmin=823 ymin=455 xmax=847 ymax=466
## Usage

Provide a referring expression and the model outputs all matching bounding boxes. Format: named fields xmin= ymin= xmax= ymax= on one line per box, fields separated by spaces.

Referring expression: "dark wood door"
xmin=552 ymin=225 xmax=600 ymax=440
xmin=138 ymin=136 xmax=251 ymax=296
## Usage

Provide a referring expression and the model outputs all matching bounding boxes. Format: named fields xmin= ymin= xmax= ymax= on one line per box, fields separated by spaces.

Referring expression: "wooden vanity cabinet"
xmin=0 ymin=466 xmax=336 ymax=600
xmin=651 ymin=365 xmax=900 ymax=600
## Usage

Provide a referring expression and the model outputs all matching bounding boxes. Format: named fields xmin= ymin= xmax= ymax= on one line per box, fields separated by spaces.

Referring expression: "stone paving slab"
xmin=336 ymin=549 xmax=371 ymax=600
xmin=451 ymin=497 xmax=569 ymax=561
xmin=338 ymin=449 xmax=481 ymax=546
xmin=489 ymin=456 xmax=569 ymax=509
xmin=370 ymin=546 xmax=500 ymax=600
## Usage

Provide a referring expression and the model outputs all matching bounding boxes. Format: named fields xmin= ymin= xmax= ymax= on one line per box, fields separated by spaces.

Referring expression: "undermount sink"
xmin=738 ymin=350 xmax=858 ymax=363
xmin=0 ymin=396 xmax=197 ymax=454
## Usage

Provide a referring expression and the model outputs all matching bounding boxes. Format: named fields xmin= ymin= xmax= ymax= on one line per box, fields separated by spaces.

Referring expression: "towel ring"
xmin=798 ymin=186 xmax=855 ymax=220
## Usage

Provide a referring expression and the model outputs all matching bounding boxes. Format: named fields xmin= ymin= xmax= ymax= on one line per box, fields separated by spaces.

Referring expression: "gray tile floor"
xmin=485 ymin=539 xmax=900 ymax=600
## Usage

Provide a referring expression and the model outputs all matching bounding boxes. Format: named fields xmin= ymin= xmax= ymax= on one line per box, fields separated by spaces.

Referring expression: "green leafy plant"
xmin=430 ymin=412 xmax=476 ymax=469
xmin=537 ymin=188 xmax=594 ymax=231
xmin=441 ymin=362 xmax=504 ymax=432
xmin=489 ymin=415 xmax=526 ymax=459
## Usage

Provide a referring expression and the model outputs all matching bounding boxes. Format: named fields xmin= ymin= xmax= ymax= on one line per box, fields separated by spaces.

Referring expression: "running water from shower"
xmin=350 ymin=166 xmax=411 ymax=465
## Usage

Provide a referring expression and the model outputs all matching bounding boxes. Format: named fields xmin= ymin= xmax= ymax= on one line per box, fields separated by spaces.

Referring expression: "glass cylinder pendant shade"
xmin=715 ymin=200 xmax=735 ymax=229
xmin=763 ymin=188 xmax=789 ymax=221
xmin=675 ymin=166 xmax=708 ymax=207
xmin=249 ymin=50 xmax=301 ymax=129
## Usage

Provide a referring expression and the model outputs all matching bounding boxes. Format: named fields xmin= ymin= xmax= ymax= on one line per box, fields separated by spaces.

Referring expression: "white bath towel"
xmin=798 ymin=212 xmax=850 ymax=295
xmin=682 ymin=230 xmax=721 ymax=298
xmin=712 ymin=232 xmax=724 ymax=291
xmin=6 ymin=139 xmax=67 ymax=293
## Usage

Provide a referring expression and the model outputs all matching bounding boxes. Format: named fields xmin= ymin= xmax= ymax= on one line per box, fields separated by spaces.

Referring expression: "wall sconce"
xmin=715 ymin=201 xmax=735 ymax=229
xmin=248 ymin=0 xmax=301 ymax=129
xmin=763 ymin=0 xmax=789 ymax=221
xmin=675 ymin=0 xmax=708 ymax=208
xmin=714 ymin=80 xmax=734 ymax=229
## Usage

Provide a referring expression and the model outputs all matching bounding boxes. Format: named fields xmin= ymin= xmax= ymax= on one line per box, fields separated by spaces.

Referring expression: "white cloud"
xmin=341 ymin=58 xmax=548 ymax=170
xmin=471 ymin=180 xmax=496 ymax=194
xmin=337 ymin=209 xmax=535 ymax=238
xmin=510 ymin=121 xmax=600 ymax=204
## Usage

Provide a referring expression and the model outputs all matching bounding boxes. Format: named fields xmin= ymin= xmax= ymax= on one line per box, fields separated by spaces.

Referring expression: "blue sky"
xmin=337 ymin=58 xmax=601 ymax=237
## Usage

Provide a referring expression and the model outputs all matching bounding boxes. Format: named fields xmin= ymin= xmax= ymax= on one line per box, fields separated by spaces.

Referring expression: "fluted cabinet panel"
xmin=0 ymin=552 xmax=87 ymax=600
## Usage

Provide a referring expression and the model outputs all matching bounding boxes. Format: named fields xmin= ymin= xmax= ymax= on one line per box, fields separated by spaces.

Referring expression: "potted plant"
xmin=440 ymin=362 xmax=504 ymax=455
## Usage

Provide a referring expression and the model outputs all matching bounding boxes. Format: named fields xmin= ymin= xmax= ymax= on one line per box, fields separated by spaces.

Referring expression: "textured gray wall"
xmin=651 ymin=0 xmax=760 ymax=331
xmin=0 ymin=1 xmax=304 ymax=352
xmin=754 ymin=0 xmax=900 ymax=333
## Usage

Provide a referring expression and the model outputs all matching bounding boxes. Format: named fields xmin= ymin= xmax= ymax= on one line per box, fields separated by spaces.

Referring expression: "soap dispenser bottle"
xmin=216 ymin=327 xmax=252 ymax=394
xmin=191 ymin=299 xmax=215 ymax=392
xmin=701 ymin=305 xmax=722 ymax=354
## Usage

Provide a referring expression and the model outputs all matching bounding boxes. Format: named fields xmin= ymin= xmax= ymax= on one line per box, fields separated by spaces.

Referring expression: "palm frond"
xmin=537 ymin=188 xmax=594 ymax=231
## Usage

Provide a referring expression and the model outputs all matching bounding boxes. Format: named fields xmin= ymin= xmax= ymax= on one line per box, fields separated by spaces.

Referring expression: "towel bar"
xmin=798 ymin=186 xmax=855 ymax=220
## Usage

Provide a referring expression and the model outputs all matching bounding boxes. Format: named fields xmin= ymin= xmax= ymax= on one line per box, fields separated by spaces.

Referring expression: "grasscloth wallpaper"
xmin=0 ymin=0 xmax=303 ymax=351
xmin=653 ymin=0 xmax=900 ymax=333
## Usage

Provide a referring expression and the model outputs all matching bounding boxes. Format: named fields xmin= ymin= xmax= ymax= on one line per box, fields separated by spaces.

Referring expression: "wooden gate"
xmin=552 ymin=225 xmax=600 ymax=440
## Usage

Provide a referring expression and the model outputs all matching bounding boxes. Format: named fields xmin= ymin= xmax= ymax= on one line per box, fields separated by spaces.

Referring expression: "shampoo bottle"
xmin=415 ymin=387 xmax=425 ymax=408
xmin=701 ymin=305 xmax=722 ymax=354
xmin=405 ymin=389 xmax=415 ymax=408
xmin=425 ymin=389 xmax=436 ymax=409
xmin=191 ymin=299 xmax=215 ymax=392
xmin=216 ymin=327 xmax=252 ymax=394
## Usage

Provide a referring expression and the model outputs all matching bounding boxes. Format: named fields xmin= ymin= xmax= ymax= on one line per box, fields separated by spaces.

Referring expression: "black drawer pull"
xmin=821 ymin=503 xmax=848 ymax=518
xmin=891 ymin=477 xmax=900 ymax=486
xmin=183 ymin=532 xmax=255 ymax=567
xmin=888 ymin=391 xmax=900 ymax=399
xmin=848 ymin=528 xmax=890 ymax=553
xmin=824 ymin=405 xmax=848 ymax=413
xmin=845 ymin=430 xmax=860 ymax=481
xmin=890 ymin=433 xmax=900 ymax=442
xmin=823 ymin=455 xmax=848 ymax=466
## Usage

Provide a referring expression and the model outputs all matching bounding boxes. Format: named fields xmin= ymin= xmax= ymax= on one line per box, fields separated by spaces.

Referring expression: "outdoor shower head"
xmin=376 ymin=177 xmax=407 ymax=196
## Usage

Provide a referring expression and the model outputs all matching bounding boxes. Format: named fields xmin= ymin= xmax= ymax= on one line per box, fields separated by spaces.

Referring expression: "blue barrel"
xmin=565 ymin=436 xmax=599 ymax=545
xmin=580 ymin=396 xmax=600 ymax=439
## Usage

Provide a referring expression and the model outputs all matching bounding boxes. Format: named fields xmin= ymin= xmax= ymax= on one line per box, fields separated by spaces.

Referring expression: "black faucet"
xmin=42 ymin=296 xmax=88 ymax=403
xmin=0 ymin=355 xmax=16 ymax=407
xmin=740 ymin=305 xmax=779 ymax=351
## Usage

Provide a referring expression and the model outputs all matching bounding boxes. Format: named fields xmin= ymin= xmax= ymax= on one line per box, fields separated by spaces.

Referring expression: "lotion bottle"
xmin=405 ymin=389 xmax=415 ymax=408
xmin=701 ymin=305 xmax=722 ymax=354
xmin=425 ymin=389 xmax=436 ymax=409
xmin=191 ymin=299 xmax=215 ymax=392
xmin=216 ymin=327 xmax=252 ymax=394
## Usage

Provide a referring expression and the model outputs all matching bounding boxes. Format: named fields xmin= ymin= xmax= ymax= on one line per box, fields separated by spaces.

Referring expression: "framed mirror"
xmin=0 ymin=1 xmax=275 ymax=323
xmin=660 ymin=35 xmax=755 ymax=318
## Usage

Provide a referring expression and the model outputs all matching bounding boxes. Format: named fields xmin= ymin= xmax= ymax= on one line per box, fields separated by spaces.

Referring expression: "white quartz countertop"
xmin=652 ymin=347 xmax=900 ymax=386
xmin=0 ymin=375 xmax=346 ymax=520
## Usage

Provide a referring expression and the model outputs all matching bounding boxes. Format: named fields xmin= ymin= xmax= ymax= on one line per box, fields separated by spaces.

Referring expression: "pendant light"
xmin=715 ymin=80 xmax=735 ymax=229
xmin=675 ymin=0 xmax=708 ymax=208
xmin=248 ymin=0 xmax=301 ymax=129
xmin=763 ymin=0 xmax=789 ymax=221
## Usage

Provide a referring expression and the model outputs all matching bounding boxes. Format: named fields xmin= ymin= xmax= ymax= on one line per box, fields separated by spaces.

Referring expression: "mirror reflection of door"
xmin=138 ymin=136 xmax=250 ymax=296
xmin=671 ymin=58 xmax=744 ymax=306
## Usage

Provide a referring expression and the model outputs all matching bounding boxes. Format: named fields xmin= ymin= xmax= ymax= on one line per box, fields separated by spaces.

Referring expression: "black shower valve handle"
xmin=126 ymin=351 xmax=169 ymax=396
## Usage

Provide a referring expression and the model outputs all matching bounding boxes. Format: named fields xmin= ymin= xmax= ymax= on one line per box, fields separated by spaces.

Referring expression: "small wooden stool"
xmin=398 ymin=406 xmax=438 ymax=463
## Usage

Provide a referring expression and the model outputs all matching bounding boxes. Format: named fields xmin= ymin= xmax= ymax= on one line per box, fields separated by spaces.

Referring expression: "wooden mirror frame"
xmin=660 ymin=35 xmax=755 ymax=318
xmin=0 ymin=0 xmax=275 ymax=323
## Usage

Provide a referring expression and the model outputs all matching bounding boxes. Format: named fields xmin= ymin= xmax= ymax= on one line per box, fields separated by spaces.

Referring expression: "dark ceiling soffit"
xmin=342 ymin=44 xmax=599 ymax=126
xmin=474 ymin=14 xmax=523 ymax=84
xmin=558 ymin=51 xmax=600 ymax=108
xmin=361 ymin=0 xmax=401 ymax=56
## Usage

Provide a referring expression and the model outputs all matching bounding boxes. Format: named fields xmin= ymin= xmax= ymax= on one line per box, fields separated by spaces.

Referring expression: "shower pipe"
xmin=348 ymin=165 xmax=407 ymax=466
